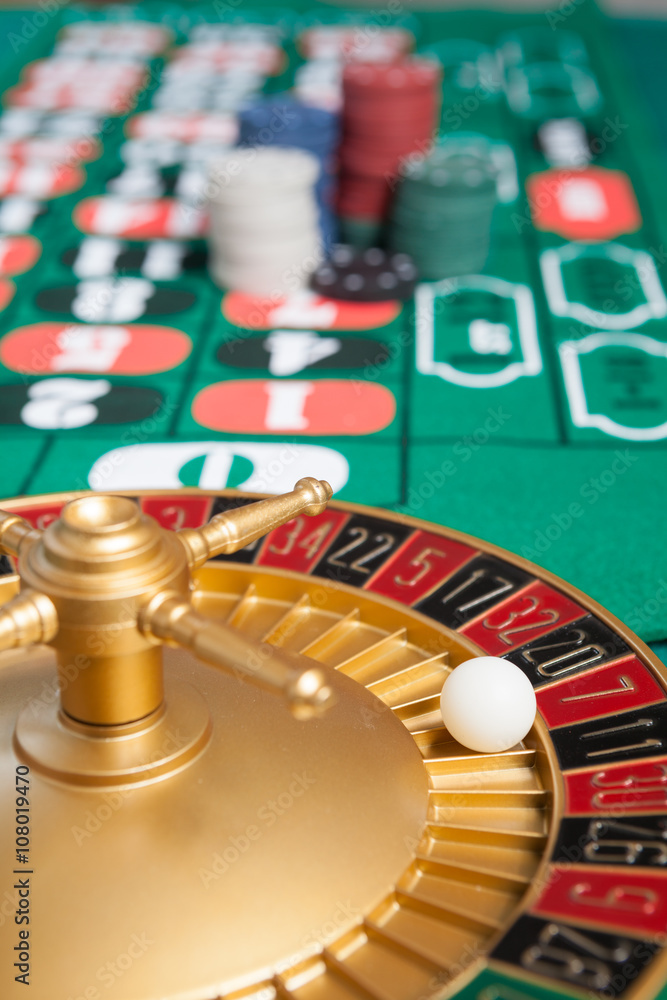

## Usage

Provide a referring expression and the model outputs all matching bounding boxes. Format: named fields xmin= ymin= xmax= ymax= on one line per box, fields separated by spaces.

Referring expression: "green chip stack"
xmin=388 ymin=145 xmax=498 ymax=279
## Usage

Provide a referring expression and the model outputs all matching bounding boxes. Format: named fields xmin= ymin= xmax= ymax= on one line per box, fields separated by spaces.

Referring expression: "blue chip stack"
xmin=237 ymin=95 xmax=340 ymax=247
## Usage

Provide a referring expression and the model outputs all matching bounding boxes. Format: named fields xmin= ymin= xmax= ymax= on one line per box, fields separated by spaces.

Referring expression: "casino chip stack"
xmin=389 ymin=144 xmax=498 ymax=279
xmin=237 ymin=95 xmax=340 ymax=246
xmin=338 ymin=60 xmax=442 ymax=248
xmin=207 ymin=147 xmax=322 ymax=297
xmin=311 ymin=245 xmax=417 ymax=301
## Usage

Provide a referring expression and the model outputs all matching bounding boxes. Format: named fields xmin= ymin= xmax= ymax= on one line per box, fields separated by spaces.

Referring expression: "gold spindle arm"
xmin=177 ymin=477 xmax=332 ymax=570
xmin=141 ymin=594 xmax=335 ymax=719
xmin=0 ymin=589 xmax=58 ymax=652
xmin=0 ymin=511 xmax=38 ymax=558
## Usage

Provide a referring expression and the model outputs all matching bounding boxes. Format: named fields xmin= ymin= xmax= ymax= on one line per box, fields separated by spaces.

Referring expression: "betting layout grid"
xmin=0 ymin=10 xmax=409 ymax=505
xmin=3 ymin=486 xmax=667 ymax=1000
xmin=0 ymin=4 xmax=664 ymax=498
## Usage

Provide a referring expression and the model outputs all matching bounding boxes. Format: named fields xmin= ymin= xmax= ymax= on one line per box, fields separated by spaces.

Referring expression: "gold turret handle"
xmin=178 ymin=477 xmax=332 ymax=569
xmin=0 ymin=480 xmax=336 ymax=726
xmin=0 ymin=589 xmax=58 ymax=651
xmin=0 ymin=512 xmax=38 ymax=558
xmin=142 ymin=595 xmax=333 ymax=719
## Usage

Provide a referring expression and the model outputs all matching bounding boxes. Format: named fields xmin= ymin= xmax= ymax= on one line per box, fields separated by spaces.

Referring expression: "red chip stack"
xmin=337 ymin=60 xmax=442 ymax=246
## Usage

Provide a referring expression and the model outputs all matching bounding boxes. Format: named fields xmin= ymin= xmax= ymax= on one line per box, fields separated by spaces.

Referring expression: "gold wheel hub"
xmin=2 ymin=635 xmax=428 ymax=998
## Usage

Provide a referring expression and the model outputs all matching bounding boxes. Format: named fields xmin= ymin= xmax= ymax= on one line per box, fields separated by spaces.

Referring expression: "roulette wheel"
xmin=0 ymin=481 xmax=665 ymax=1000
xmin=2 ymin=2 xmax=667 ymax=998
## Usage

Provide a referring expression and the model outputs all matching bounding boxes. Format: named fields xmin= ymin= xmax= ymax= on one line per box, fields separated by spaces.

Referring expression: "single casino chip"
xmin=342 ymin=60 xmax=441 ymax=93
xmin=342 ymin=106 xmax=438 ymax=133
xmin=238 ymin=95 xmax=339 ymax=141
xmin=207 ymin=147 xmax=320 ymax=197
xmin=310 ymin=245 xmax=418 ymax=302
xmin=297 ymin=25 xmax=414 ymax=61
xmin=211 ymin=198 xmax=320 ymax=234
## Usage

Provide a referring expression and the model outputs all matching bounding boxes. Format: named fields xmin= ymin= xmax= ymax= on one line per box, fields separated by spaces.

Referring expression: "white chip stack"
xmin=207 ymin=147 xmax=322 ymax=297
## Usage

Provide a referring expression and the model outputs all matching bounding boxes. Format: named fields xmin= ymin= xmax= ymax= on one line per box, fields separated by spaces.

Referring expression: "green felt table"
xmin=0 ymin=0 xmax=666 ymax=657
